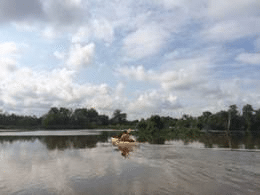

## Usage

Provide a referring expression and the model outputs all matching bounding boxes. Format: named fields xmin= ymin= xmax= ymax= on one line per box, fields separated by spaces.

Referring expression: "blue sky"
xmin=0 ymin=0 xmax=260 ymax=120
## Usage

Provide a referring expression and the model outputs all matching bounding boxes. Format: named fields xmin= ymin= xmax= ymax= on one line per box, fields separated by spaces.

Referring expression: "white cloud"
xmin=202 ymin=17 xmax=260 ymax=41
xmin=153 ymin=0 xmax=208 ymax=19
xmin=207 ymin=0 xmax=260 ymax=20
xmin=123 ymin=23 xmax=170 ymax=59
xmin=0 ymin=66 xmax=118 ymax=116
xmin=54 ymin=51 xmax=65 ymax=60
xmin=199 ymin=0 xmax=260 ymax=42
xmin=0 ymin=58 xmax=17 ymax=80
xmin=115 ymin=82 xmax=125 ymax=97
xmin=92 ymin=19 xmax=114 ymax=44
xmin=127 ymin=90 xmax=181 ymax=118
xmin=116 ymin=56 xmax=209 ymax=91
xmin=159 ymin=60 xmax=208 ymax=91
xmin=0 ymin=42 xmax=19 ymax=79
xmin=71 ymin=26 xmax=90 ymax=43
xmin=115 ymin=65 xmax=156 ymax=81
xmin=0 ymin=61 xmax=128 ymax=118
xmin=42 ymin=26 xmax=57 ymax=39
xmin=71 ymin=18 xmax=114 ymax=44
xmin=81 ymin=82 xmax=130 ymax=115
xmin=0 ymin=42 xmax=17 ymax=55
xmin=235 ymin=53 xmax=260 ymax=65
xmin=66 ymin=43 xmax=95 ymax=70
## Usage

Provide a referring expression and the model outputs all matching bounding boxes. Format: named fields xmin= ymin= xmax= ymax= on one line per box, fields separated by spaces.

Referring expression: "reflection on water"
xmin=0 ymin=130 xmax=259 ymax=150
xmin=0 ymin=135 xmax=100 ymax=150
xmin=0 ymin=131 xmax=259 ymax=194
xmin=0 ymin=130 xmax=116 ymax=151
xmin=198 ymin=133 xmax=260 ymax=150
xmin=116 ymin=145 xmax=139 ymax=158
xmin=118 ymin=146 xmax=134 ymax=158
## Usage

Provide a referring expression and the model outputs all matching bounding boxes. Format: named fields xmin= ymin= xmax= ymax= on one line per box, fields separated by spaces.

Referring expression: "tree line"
xmin=0 ymin=104 xmax=259 ymax=135
xmin=133 ymin=104 xmax=260 ymax=144
xmin=0 ymin=108 xmax=137 ymax=130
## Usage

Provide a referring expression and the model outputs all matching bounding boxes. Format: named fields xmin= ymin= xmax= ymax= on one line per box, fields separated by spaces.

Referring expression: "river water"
xmin=0 ymin=130 xmax=259 ymax=195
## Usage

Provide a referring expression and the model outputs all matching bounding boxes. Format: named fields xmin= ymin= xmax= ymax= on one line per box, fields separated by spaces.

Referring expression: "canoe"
xmin=111 ymin=137 xmax=137 ymax=146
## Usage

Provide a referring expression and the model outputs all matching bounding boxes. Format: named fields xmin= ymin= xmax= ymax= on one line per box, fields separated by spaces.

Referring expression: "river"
xmin=0 ymin=130 xmax=259 ymax=194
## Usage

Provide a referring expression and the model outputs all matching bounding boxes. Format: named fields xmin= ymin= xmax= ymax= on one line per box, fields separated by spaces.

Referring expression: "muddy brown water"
xmin=0 ymin=130 xmax=259 ymax=195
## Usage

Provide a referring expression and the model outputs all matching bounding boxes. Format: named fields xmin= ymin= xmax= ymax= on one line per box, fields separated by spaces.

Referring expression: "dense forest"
xmin=0 ymin=104 xmax=260 ymax=138
xmin=134 ymin=104 xmax=260 ymax=144
xmin=0 ymin=108 xmax=137 ymax=130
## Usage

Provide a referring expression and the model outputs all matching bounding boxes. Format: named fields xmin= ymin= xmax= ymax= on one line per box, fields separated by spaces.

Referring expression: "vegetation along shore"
xmin=0 ymin=104 xmax=259 ymax=145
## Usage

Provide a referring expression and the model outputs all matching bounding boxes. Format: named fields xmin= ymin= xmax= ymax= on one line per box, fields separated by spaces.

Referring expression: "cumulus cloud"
xmin=0 ymin=42 xmax=18 ymax=56
xmin=82 ymin=82 xmax=130 ymax=116
xmin=115 ymin=65 xmax=156 ymax=81
xmin=235 ymin=53 xmax=260 ymax=65
xmin=116 ymin=56 xmax=209 ymax=91
xmin=0 ymin=60 xmax=126 ymax=118
xmin=195 ymin=78 xmax=253 ymax=114
xmin=0 ymin=66 xmax=117 ymax=116
xmin=71 ymin=26 xmax=91 ymax=43
xmin=127 ymin=90 xmax=181 ymax=118
xmin=123 ymin=23 xmax=170 ymax=59
xmin=159 ymin=62 xmax=208 ymax=91
xmin=71 ymin=18 xmax=114 ymax=44
xmin=0 ymin=42 xmax=19 ymax=79
xmin=0 ymin=58 xmax=17 ymax=80
xmin=92 ymin=19 xmax=114 ymax=44
xmin=66 ymin=43 xmax=95 ymax=70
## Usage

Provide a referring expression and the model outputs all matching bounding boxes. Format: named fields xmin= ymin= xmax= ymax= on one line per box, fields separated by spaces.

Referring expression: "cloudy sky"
xmin=0 ymin=0 xmax=260 ymax=120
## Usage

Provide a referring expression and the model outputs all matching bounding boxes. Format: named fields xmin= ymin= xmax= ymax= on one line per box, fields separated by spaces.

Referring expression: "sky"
xmin=0 ymin=0 xmax=260 ymax=120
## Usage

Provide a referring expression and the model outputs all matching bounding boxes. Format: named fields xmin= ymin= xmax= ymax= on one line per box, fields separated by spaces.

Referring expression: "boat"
xmin=111 ymin=137 xmax=137 ymax=146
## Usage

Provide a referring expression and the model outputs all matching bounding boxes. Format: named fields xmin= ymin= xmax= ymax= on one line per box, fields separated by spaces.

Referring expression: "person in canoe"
xmin=114 ymin=129 xmax=135 ymax=142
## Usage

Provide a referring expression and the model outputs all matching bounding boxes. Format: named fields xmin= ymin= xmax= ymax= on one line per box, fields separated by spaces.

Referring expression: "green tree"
xmin=111 ymin=109 xmax=127 ymax=124
xmin=97 ymin=115 xmax=109 ymax=126
xmin=251 ymin=108 xmax=260 ymax=134
xmin=59 ymin=107 xmax=72 ymax=126
xmin=198 ymin=111 xmax=212 ymax=130
xmin=208 ymin=111 xmax=228 ymax=130
xmin=72 ymin=108 xmax=89 ymax=128
xmin=228 ymin=104 xmax=243 ymax=131
xmin=42 ymin=107 xmax=60 ymax=128
xmin=242 ymin=104 xmax=254 ymax=133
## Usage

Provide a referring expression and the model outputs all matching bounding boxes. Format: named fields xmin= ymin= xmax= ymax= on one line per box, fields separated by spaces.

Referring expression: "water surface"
xmin=0 ymin=130 xmax=259 ymax=195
